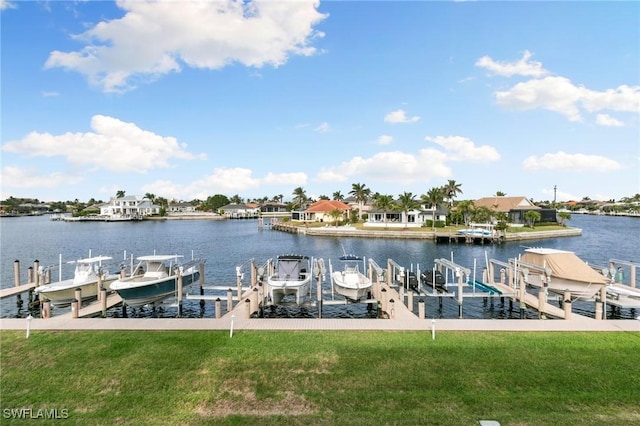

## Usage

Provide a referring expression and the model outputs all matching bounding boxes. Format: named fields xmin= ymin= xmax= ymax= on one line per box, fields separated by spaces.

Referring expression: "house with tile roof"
xmin=473 ymin=196 xmax=556 ymax=224
xmin=291 ymin=200 xmax=351 ymax=223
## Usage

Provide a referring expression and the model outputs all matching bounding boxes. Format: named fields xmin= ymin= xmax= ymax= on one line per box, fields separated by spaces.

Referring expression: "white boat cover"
xmin=521 ymin=248 xmax=608 ymax=285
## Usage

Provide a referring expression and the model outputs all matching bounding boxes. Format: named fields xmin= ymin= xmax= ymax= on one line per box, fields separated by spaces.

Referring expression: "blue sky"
xmin=1 ymin=0 xmax=638 ymax=204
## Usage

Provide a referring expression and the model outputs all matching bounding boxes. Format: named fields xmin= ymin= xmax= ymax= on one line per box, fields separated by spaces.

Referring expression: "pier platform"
xmin=0 ymin=282 xmax=37 ymax=299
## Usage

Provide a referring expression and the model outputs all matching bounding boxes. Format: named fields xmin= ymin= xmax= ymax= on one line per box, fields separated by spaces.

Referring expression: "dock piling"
xmin=14 ymin=260 xmax=20 ymax=287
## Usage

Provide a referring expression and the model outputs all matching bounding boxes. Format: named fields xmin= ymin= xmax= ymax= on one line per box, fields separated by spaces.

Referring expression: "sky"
xmin=1 ymin=0 xmax=639 ymax=204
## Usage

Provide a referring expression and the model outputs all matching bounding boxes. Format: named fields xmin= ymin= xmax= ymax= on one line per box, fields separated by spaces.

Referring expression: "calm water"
xmin=1 ymin=214 xmax=638 ymax=319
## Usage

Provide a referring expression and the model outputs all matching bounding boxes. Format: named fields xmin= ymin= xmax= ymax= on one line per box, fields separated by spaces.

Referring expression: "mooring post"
xmin=71 ymin=299 xmax=79 ymax=319
xmin=14 ymin=260 xmax=20 ymax=287
xmin=33 ymin=260 xmax=40 ymax=285
xmin=244 ymin=298 xmax=251 ymax=319
xmin=389 ymin=298 xmax=395 ymax=319
xmin=599 ymin=286 xmax=607 ymax=320
xmin=42 ymin=300 xmax=51 ymax=319
xmin=538 ymin=291 xmax=546 ymax=319
xmin=418 ymin=299 xmax=425 ymax=319
xmin=177 ymin=273 xmax=183 ymax=316
xmin=250 ymin=287 xmax=259 ymax=314
xmin=227 ymin=288 xmax=233 ymax=311
xmin=74 ymin=288 xmax=82 ymax=310
xmin=27 ymin=267 xmax=34 ymax=285
xmin=199 ymin=261 xmax=205 ymax=289
xmin=407 ymin=289 xmax=413 ymax=312
xmin=563 ymin=291 xmax=572 ymax=320
xmin=215 ymin=298 xmax=221 ymax=319
xmin=380 ymin=287 xmax=388 ymax=314
xmin=100 ymin=288 xmax=107 ymax=317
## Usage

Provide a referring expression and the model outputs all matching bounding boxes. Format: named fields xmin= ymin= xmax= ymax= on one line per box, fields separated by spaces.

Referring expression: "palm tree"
xmin=229 ymin=194 xmax=243 ymax=204
xmin=421 ymin=186 xmax=445 ymax=229
xmin=373 ymin=194 xmax=396 ymax=228
xmin=144 ymin=193 xmax=156 ymax=203
xmin=442 ymin=180 xmax=463 ymax=207
xmin=328 ymin=209 xmax=343 ymax=226
xmin=495 ymin=191 xmax=506 ymax=196
xmin=332 ymin=191 xmax=344 ymax=201
xmin=116 ymin=190 xmax=126 ymax=199
xmin=524 ymin=210 xmax=541 ymax=228
xmin=396 ymin=192 xmax=419 ymax=229
xmin=455 ymin=200 xmax=475 ymax=226
xmin=349 ymin=182 xmax=371 ymax=222
xmin=292 ymin=187 xmax=308 ymax=210
xmin=557 ymin=211 xmax=571 ymax=226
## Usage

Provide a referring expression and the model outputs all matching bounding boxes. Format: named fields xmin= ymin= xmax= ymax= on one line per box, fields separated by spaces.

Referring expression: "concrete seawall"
xmin=272 ymin=223 xmax=582 ymax=241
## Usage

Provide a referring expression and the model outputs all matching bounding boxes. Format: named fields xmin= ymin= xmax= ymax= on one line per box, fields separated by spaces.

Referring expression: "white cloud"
xmin=480 ymin=51 xmax=640 ymax=122
xmin=522 ymin=151 xmax=622 ymax=172
xmin=316 ymin=149 xmax=451 ymax=184
xmin=475 ymin=50 xmax=549 ymax=78
xmin=425 ymin=136 xmax=501 ymax=162
xmin=377 ymin=135 xmax=393 ymax=145
xmin=314 ymin=122 xmax=330 ymax=133
xmin=0 ymin=1 xmax=16 ymax=11
xmin=495 ymin=76 xmax=584 ymax=121
xmin=496 ymin=77 xmax=640 ymax=122
xmin=1 ymin=115 xmax=205 ymax=173
xmin=384 ymin=109 xmax=420 ymax=124
xmin=0 ymin=166 xmax=83 ymax=189
xmin=142 ymin=168 xmax=307 ymax=201
xmin=44 ymin=0 xmax=328 ymax=93
xmin=41 ymin=91 xmax=60 ymax=97
xmin=595 ymin=114 xmax=624 ymax=127
xmin=581 ymin=85 xmax=640 ymax=113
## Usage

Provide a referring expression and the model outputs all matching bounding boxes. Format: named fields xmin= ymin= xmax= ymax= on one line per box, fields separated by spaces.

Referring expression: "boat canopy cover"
xmin=137 ymin=255 xmax=183 ymax=261
xmin=521 ymin=249 xmax=608 ymax=285
xmin=339 ymin=254 xmax=362 ymax=261
xmin=69 ymin=256 xmax=112 ymax=264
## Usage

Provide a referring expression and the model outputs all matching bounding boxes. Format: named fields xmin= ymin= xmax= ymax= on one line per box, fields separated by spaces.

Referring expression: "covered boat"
xmin=110 ymin=255 xmax=205 ymax=307
xmin=519 ymin=248 xmax=608 ymax=299
xmin=267 ymin=254 xmax=312 ymax=305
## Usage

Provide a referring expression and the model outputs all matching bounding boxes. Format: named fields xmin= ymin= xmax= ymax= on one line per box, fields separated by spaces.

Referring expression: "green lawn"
xmin=1 ymin=330 xmax=639 ymax=425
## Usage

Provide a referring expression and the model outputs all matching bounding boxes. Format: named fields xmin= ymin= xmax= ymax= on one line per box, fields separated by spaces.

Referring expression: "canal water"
xmin=1 ymin=214 xmax=638 ymax=320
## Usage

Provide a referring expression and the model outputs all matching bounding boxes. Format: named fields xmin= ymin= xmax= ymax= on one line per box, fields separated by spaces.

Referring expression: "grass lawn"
xmin=1 ymin=330 xmax=639 ymax=425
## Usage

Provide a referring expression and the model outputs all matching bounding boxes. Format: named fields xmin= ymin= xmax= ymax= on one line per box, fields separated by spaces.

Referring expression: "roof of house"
xmin=473 ymin=196 xmax=540 ymax=212
xmin=305 ymin=200 xmax=352 ymax=213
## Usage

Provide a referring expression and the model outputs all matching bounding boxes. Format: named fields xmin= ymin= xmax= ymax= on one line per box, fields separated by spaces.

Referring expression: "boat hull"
xmin=111 ymin=271 xmax=200 ymax=308
xmin=268 ymin=278 xmax=311 ymax=305
xmin=527 ymin=275 xmax=603 ymax=299
xmin=331 ymin=271 xmax=372 ymax=302
xmin=36 ymin=275 xmax=119 ymax=307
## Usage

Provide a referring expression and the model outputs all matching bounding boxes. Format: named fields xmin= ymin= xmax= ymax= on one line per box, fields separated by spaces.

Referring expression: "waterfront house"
xmin=100 ymin=195 xmax=160 ymax=218
xmin=473 ymin=196 xmax=556 ymax=224
xmin=167 ymin=202 xmax=196 ymax=214
xmin=219 ymin=203 xmax=260 ymax=219
xmin=291 ymin=200 xmax=351 ymax=223
xmin=365 ymin=205 xmax=448 ymax=228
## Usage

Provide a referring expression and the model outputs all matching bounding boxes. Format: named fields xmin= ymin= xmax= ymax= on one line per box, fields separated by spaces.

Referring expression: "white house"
xmin=100 ymin=195 xmax=160 ymax=218
xmin=365 ymin=205 xmax=448 ymax=228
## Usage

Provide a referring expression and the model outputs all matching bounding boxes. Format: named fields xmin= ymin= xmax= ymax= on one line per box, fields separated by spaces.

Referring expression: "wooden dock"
xmin=0 ymin=282 xmax=37 ymax=299
xmin=434 ymin=232 xmax=502 ymax=245
xmin=57 ymin=293 xmax=123 ymax=319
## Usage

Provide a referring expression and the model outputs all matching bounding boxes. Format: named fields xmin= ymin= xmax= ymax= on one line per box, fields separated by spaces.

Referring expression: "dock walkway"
xmin=1 ymin=317 xmax=637 ymax=332
xmin=0 ymin=282 xmax=36 ymax=299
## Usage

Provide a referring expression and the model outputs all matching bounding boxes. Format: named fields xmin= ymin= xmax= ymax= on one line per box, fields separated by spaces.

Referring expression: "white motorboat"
xmin=330 ymin=254 xmax=372 ymax=302
xmin=518 ymin=248 xmax=609 ymax=299
xmin=267 ymin=254 xmax=312 ymax=305
xmin=110 ymin=255 xmax=205 ymax=307
xmin=35 ymin=256 xmax=118 ymax=306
